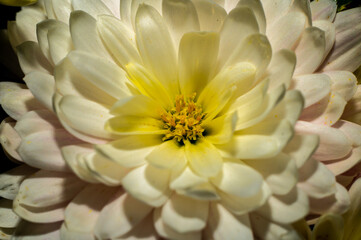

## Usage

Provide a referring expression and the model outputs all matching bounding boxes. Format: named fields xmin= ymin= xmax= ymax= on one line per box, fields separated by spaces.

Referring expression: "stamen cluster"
xmin=161 ymin=93 xmax=206 ymax=142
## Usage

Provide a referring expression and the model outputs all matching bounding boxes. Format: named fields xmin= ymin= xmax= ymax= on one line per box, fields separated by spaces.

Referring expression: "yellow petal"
xmin=185 ymin=139 xmax=222 ymax=178
xmin=0 ymin=0 xmax=36 ymax=6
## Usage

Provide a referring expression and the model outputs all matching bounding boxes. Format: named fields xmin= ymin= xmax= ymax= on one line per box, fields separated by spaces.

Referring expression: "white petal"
xmin=0 ymin=199 xmax=20 ymax=228
xmin=219 ymin=182 xmax=271 ymax=215
xmin=18 ymin=129 xmax=81 ymax=171
xmin=218 ymin=6 xmax=259 ymax=67
xmin=64 ymin=185 xmax=116 ymax=234
xmin=283 ymin=134 xmax=320 ymax=168
xmin=153 ymin=208 xmax=201 ymax=240
xmin=69 ymin=11 xmax=110 ymax=58
xmin=16 ymin=41 xmax=52 ymax=75
xmin=59 ymin=95 xmax=114 ymax=139
xmin=122 ymin=165 xmax=171 ymax=207
xmin=161 ymin=194 xmax=208 ymax=233
xmin=266 ymin=11 xmax=307 ymax=51
xmin=211 ymin=160 xmax=263 ymax=198
xmin=0 ymin=82 xmax=26 ymax=104
xmin=256 ymin=187 xmax=309 ymax=224
xmin=72 ymin=0 xmax=112 ymax=17
xmin=193 ymin=0 xmax=227 ymax=31
xmin=81 ymin=152 xmax=129 ymax=186
xmin=14 ymin=110 xmax=62 ymax=138
xmin=61 ymin=144 xmax=100 ymax=184
xmin=204 ymin=203 xmax=253 ymax=240
xmin=267 ymin=49 xmax=296 ymax=90
xmin=23 ymin=71 xmax=55 ymax=110
xmin=292 ymin=73 xmax=331 ymax=108
xmin=162 ymin=0 xmax=200 ymax=47
xmin=51 ymin=0 xmax=72 ymax=23
xmin=313 ymin=20 xmax=335 ymax=57
xmin=294 ymin=27 xmax=326 ymax=75
xmin=54 ymin=58 xmax=116 ymax=106
xmin=309 ymin=183 xmax=350 ymax=215
xmin=13 ymin=170 xmax=85 ymax=223
xmin=0 ymin=118 xmax=22 ymax=161
xmin=0 ymin=165 xmax=36 ymax=200
xmin=325 ymin=146 xmax=361 ymax=176
xmin=295 ymin=121 xmax=352 ymax=161
xmin=135 ymin=4 xmax=178 ymax=96
xmin=15 ymin=8 xmax=46 ymax=43
xmin=218 ymin=118 xmax=293 ymax=160
xmin=94 ymin=190 xmax=153 ymax=239
xmin=326 ymin=71 xmax=357 ymax=101
xmin=67 ymin=51 xmax=133 ymax=99
xmin=36 ymin=20 xmax=62 ymax=64
xmin=322 ymin=8 xmax=361 ymax=72
xmin=97 ymin=15 xmax=142 ymax=68
xmin=298 ymin=157 xmax=336 ymax=199
xmin=1 ymin=89 xmax=44 ymax=121
xmin=236 ymin=0 xmax=266 ymax=33
xmin=48 ymin=21 xmax=73 ymax=65
xmin=310 ymin=0 xmax=337 ymax=21
xmin=244 ymin=153 xmax=298 ymax=195
xmin=225 ymin=33 xmax=271 ymax=78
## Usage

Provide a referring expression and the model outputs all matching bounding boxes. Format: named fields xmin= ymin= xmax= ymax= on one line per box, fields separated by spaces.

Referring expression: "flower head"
xmin=0 ymin=0 xmax=361 ymax=239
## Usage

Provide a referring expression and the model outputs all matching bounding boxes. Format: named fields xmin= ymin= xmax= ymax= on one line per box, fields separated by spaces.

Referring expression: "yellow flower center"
xmin=161 ymin=93 xmax=206 ymax=143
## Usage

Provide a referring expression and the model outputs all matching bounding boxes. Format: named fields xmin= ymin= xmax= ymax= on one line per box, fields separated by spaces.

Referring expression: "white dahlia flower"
xmin=0 ymin=0 xmax=360 ymax=239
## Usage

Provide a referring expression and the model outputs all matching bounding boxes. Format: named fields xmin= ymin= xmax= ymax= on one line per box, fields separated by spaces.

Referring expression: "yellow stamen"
xmin=161 ymin=93 xmax=206 ymax=143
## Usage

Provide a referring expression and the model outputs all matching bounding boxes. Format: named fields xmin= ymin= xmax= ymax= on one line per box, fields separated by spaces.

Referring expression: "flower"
xmin=0 ymin=0 xmax=361 ymax=239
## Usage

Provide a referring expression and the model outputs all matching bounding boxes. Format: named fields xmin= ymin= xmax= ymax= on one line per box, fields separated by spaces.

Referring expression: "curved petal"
xmin=211 ymin=160 xmax=263 ymax=198
xmin=94 ymin=190 xmax=153 ymax=239
xmin=69 ymin=11 xmax=110 ymax=58
xmin=218 ymin=6 xmax=259 ymax=67
xmin=97 ymin=15 xmax=142 ymax=68
xmin=178 ymin=32 xmax=219 ymax=96
xmin=23 ymin=71 xmax=55 ymax=111
xmin=310 ymin=0 xmax=337 ymax=21
xmin=162 ymin=0 xmax=200 ymax=47
xmin=95 ymin=135 xmax=161 ymax=168
xmin=0 ymin=165 xmax=36 ymax=200
xmin=66 ymin=51 xmax=133 ymax=99
xmin=153 ymin=207 xmax=201 ymax=240
xmin=204 ymin=203 xmax=253 ymax=240
xmin=18 ymin=129 xmax=82 ymax=171
xmin=161 ymin=194 xmax=208 ymax=233
xmin=64 ymin=185 xmax=116 ymax=235
xmin=244 ymin=153 xmax=298 ymax=195
xmin=294 ymin=27 xmax=326 ymax=75
xmin=185 ymin=139 xmax=223 ymax=178
xmin=122 ymin=165 xmax=171 ymax=207
xmin=193 ymin=0 xmax=226 ymax=32
xmin=256 ymin=187 xmax=309 ymax=224
xmin=58 ymin=95 xmax=114 ymax=139
xmin=135 ymin=4 xmax=178 ymax=96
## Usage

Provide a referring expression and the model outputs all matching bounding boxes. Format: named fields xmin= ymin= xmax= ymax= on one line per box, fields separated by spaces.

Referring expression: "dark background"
xmin=0 ymin=4 xmax=21 ymax=173
xmin=0 ymin=1 xmax=361 ymax=173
